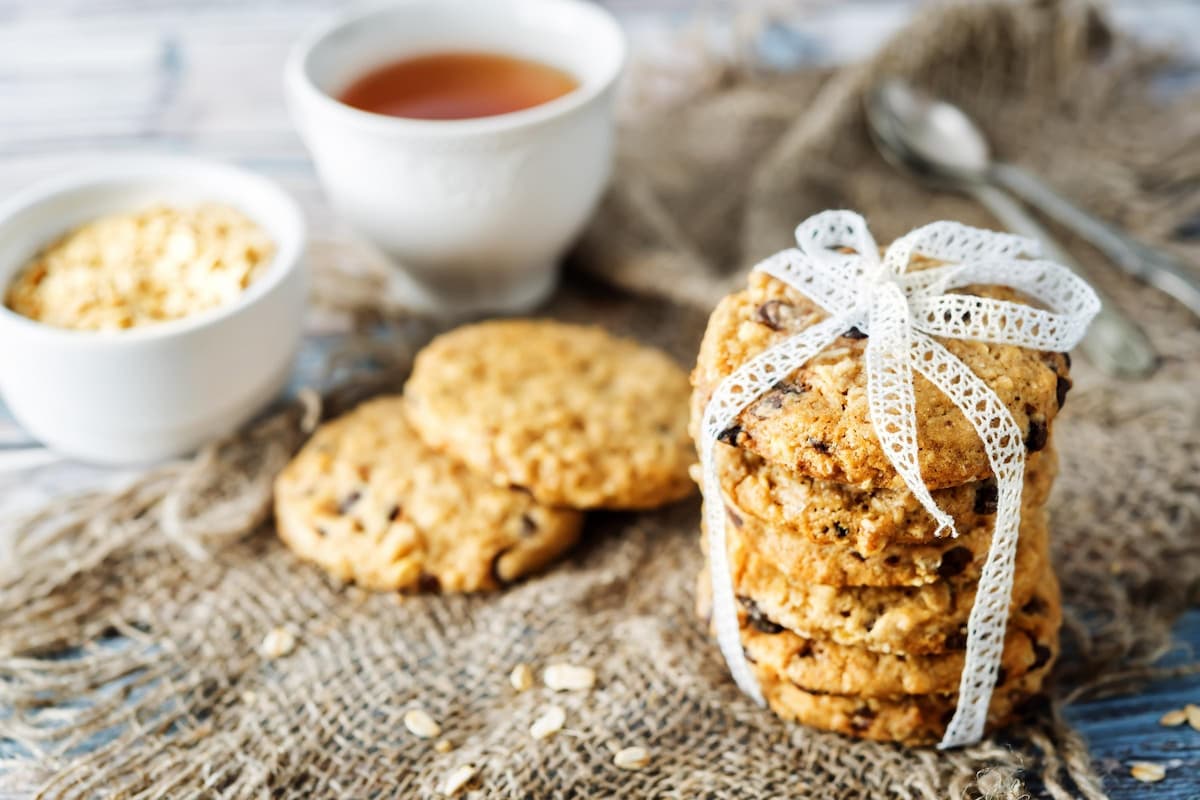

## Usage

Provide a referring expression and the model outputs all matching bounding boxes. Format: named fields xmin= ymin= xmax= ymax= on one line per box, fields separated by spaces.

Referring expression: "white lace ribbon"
xmin=700 ymin=211 xmax=1100 ymax=748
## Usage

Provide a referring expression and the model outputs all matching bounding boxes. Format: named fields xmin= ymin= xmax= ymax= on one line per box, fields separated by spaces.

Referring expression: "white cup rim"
xmin=0 ymin=156 xmax=306 ymax=348
xmin=284 ymin=0 xmax=627 ymax=138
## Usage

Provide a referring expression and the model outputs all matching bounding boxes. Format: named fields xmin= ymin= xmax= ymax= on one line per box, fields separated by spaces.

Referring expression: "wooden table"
xmin=0 ymin=2 xmax=1197 ymax=797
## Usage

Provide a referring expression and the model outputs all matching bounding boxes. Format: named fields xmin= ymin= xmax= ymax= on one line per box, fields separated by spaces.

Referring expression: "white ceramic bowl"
xmin=0 ymin=158 xmax=307 ymax=465
xmin=285 ymin=0 xmax=625 ymax=315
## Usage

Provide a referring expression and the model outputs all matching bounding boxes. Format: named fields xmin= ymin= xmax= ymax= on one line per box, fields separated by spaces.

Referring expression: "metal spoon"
xmin=865 ymin=79 xmax=1163 ymax=378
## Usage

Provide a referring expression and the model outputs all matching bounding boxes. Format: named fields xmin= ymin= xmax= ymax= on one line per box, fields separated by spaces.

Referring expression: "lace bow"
xmin=701 ymin=211 xmax=1100 ymax=748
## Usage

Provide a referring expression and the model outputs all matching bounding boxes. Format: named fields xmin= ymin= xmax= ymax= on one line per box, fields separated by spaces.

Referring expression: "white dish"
xmin=0 ymin=157 xmax=307 ymax=465
xmin=285 ymin=0 xmax=626 ymax=315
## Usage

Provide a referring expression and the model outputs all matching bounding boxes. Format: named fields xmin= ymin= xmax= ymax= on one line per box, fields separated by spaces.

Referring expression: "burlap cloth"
xmin=3 ymin=2 xmax=1199 ymax=797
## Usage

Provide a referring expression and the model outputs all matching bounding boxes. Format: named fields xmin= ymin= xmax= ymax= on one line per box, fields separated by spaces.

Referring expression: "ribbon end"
xmin=933 ymin=514 xmax=959 ymax=539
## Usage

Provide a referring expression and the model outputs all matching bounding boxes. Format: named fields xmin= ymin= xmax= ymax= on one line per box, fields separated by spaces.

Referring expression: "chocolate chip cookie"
xmin=274 ymin=396 xmax=583 ymax=592
xmin=710 ymin=450 xmax=1055 ymax=586
xmin=753 ymin=657 xmax=1053 ymax=745
xmin=691 ymin=269 xmax=1072 ymax=490
xmin=697 ymin=567 xmax=1061 ymax=696
xmin=707 ymin=508 xmax=1050 ymax=654
xmin=712 ymin=442 xmax=1057 ymax=557
xmin=405 ymin=319 xmax=696 ymax=509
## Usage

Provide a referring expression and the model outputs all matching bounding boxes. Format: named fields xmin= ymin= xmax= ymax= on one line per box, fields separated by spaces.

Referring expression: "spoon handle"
xmin=992 ymin=163 xmax=1200 ymax=318
xmin=968 ymin=183 xmax=1158 ymax=379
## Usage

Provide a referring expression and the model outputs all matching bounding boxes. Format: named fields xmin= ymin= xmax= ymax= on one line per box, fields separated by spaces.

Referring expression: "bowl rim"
xmin=0 ymin=155 xmax=307 ymax=347
xmin=283 ymin=0 xmax=627 ymax=139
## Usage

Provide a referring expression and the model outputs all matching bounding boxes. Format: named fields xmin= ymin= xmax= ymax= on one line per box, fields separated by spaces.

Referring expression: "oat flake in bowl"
xmin=5 ymin=203 xmax=275 ymax=331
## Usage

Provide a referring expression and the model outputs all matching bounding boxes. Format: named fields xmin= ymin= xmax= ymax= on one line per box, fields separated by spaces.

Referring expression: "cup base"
xmin=384 ymin=262 xmax=559 ymax=316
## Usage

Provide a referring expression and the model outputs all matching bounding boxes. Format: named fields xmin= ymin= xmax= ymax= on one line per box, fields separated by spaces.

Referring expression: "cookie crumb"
xmin=510 ymin=663 xmax=534 ymax=692
xmin=434 ymin=739 xmax=454 ymax=754
xmin=404 ymin=708 xmax=442 ymax=739
xmin=530 ymin=706 xmax=566 ymax=740
xmin=614 ymin=746 xmax=650 ymax=770
xmin=544 ymin=663 xmax=595 ymax=692
xmin=1159 ymin=708 xmax=1187 ymax=727
xmin=1186 ymin=703 xmax=1200 ymax=732
xmin=259 ymin=627 xmax=296 ymax=658
xmin=440 ymin=764 xmax=477 ymax=796
xmin=1129 ymin=762 xmax=1166 ymax=783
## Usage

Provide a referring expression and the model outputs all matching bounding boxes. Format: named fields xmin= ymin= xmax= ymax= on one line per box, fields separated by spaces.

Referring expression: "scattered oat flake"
xmin=1130 ymin=762 xmax=1166 ymax=783
xmin=434 ymin=739 xmax=454 ymax=754
xmin=1186 ymin=703 xmax=1200 ymax=732
xmin=530 ymin=706 xmax=566 ymax=740
xmin=544 ymin=663 xmax=595 ymax=691
xmin=614 ymin=746 xmax=650 ymax=770
xmin=404 ymin=709 xmax=442 ymax=739
xmin=260 ymin=627 xmax=296 ymax=658
xmin=440 ymin=764 xmax=477 ymax=796
xmin=1159 ymin=708 xmax=1187 ymax=727
xmin=510 ymin=663 xmax=534 ymax=692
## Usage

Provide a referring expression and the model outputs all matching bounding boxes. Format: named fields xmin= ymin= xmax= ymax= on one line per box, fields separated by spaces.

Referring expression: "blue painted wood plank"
xmin=1065 ymin=609 xmax=1200 ymax=799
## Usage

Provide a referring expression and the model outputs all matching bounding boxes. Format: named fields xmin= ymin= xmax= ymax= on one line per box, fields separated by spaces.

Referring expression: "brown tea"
xmin=338 ymin=51 xmax=579 ymax=120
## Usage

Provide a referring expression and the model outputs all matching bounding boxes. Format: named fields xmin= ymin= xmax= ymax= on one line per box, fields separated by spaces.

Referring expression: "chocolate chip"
xmin=757 ymin=392 xmax=785 ymax=411
xmin=807 ymin=437 xmax=831 ymax=454
xmin=725 ymin=506 xmax=744 ymax=528
xmin=1021 ymin=596 xmax=1046 ymax=615
xmin=717 ymin=425 xmax=742 ymax=446
xmin=417 ymin=573 xmax=441 ymax=593
xmin=961 ymin=310 xmax=972 ymax=324
xmin=944 ymin=631 xmax=968 ymax=651
xmin=995 ymin=667 xmax=1008 ymax=687
xmin=772 ymin=379 xmax=807 ymax=395
xmin=1055 ymin=375 xmax=1071 ymax=409
xmin=937 ymin=547 xmax=974 ymax=579
xmin=974 ymin=480 xmax=999 ymax=515
xmin=387 ymin=504 xmax=401 ymax=521
xmin=737 ymin=596 xmax=784 ymax=634
xmin=884 ymin=555 xmax=900 ymax=566
xmin=850 ymin=706 xmax=876 ymax=731
xmin=833 ymin=522 xmax=849 ymax=540
xmin=842 ymin=326 xmax=868 ymax=340
xmin=520 ymin=514 xmax=538 ymax=537
xmin=338 ymin=490 xmax=362 ymax=514
xmin=754 ymin=300 xmax=793 ymax=331
xmin=490 ymin=549 xmax=513 ymax=587
xmin=1031 ymin=643 xmax=1053 ymax=670
xmin=1025 ymin=416 xmax=1048 ymax=452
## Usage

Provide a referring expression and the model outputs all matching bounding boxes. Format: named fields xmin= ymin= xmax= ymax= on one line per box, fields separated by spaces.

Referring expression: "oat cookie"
xmin=754 ymin=658 xmax=1054 ymax=745
xmin=697 ymin=567 xmax=1061 ymax=696
xmin=711 ymin=452 xmax=1055 ymax=586
xmin=405 ymin=320 xmax=696 ymax=509
xmin=713 ymin=443 xmax=1057 ymax=557
xmin=274 ymin=396 xmax=583 ymax=592
xmin=691 ymin=269 xmax=1072 ymax=490
xmin=707 ymin=509 xmax=1050 ymax=654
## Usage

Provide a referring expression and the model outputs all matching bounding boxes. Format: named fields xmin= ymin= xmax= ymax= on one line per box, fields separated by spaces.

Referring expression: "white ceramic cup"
xmin=0 ymin=158 xmax=307 ymax=465
xmin=285 ymin=0 xmax=626 ymax=315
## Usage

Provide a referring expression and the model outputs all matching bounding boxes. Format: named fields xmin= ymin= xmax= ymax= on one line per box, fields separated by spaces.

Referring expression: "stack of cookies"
xmin=690 ymin=268 xmax=1071 ymax=745
xmin=274 ymin=319 xmax=695 ymax=594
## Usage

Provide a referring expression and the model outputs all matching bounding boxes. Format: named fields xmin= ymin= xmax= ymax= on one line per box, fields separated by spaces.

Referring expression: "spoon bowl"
xmin=866 ymin=80 xmax=991 ymax=182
